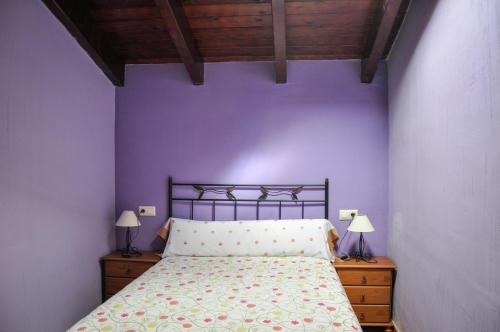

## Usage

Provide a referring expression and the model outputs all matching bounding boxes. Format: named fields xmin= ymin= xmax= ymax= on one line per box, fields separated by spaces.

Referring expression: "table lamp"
xmin=116 ymin=210 xmax=141 ymax=257
xmin=347 ymin=214 xmax=375 ymax=262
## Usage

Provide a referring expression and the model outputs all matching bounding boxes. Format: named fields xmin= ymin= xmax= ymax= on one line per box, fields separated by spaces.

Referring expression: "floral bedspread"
xmin=68 ymin=256 xmax=360 ymax=332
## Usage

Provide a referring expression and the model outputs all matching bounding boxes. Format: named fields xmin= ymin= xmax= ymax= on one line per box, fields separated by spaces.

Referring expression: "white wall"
xmin=0 ymin=1 xmax=116 ymax=331
xmin=388 ymin=1 xmax=500 ymax=331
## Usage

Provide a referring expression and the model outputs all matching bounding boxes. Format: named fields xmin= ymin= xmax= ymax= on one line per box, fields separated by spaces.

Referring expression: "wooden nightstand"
xmin=100 ymin=251 xmax=161 ymax=302
xmin=334 ymin=256 xmax=396 ymax=332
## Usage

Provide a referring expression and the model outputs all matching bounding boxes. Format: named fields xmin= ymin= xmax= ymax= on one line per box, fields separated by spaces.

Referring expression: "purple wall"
xmin=0 ymin=1 xmax=116 ymax=331
xmin=388 ymin=0 xmax=500 ymax=331
xmin=116 ymin=60 xmax=388 ymax=255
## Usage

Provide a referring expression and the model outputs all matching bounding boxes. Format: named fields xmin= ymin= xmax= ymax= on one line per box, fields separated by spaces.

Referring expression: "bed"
xmin=68 ymin=179 xmax=361 ymax=331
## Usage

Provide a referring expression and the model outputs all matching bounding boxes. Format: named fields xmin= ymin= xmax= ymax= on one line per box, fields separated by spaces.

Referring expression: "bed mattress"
xmin=69 ymin=256 xmax=360 ymax=331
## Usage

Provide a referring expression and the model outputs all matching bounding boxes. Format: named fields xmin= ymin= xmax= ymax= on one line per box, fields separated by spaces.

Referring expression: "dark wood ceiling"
xmin=43 ymin=0 xmax=410 ymax=86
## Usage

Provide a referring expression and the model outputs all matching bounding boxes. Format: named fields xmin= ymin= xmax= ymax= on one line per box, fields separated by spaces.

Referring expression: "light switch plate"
xmin=339 ymin=209 xmax=358 ymax=221
xmin=138 ymin=206 xmax=156 ymax=217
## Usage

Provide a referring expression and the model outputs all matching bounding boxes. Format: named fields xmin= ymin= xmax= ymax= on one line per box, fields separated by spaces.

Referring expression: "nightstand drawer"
xmin=352 ymin=305 xmax=391 ymax=323
xmin=104 ymin=261 xmax=154 ymax=278
xmin=105 ymin=277 xmax=134 ymax=294
xmin=337 ymin=269 xmax=392 ymax=285
xmin=344 ymin=286 xmax=391 ymax=304
xmin=101 ymin=252 xmax=161 ymax=303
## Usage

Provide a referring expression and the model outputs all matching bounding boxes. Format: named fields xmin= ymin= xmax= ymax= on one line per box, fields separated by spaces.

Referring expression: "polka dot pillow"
xmin=162 ymin=218 xmax=335 ymax=260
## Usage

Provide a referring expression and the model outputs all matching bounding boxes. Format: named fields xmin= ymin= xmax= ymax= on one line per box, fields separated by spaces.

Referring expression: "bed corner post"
xmin=325 ymin=178 xmax=329 ymax=220
xmin=168 ymin=176 xmax=173 ymax=219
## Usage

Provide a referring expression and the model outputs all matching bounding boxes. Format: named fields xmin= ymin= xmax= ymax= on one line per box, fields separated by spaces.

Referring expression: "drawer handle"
xmin=360 ymin=313 xmax=366 ymax=321
xmin=361 ymin=295 xmax=365 ymax=303
xmin=126 ymin=268 xmax=132 ymax=275
xmin=361 ymin=276 xmax=367 ymax=284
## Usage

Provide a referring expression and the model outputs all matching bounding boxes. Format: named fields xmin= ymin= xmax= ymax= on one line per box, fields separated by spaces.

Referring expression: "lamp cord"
xmin=336 ymin=219 xmax=353 ymax=258
xmin=122 ymin=218 xmax=141 ymax=253
xmin=132 ymin=221 xmax=140 ymax=242
xmin=129 ymin=219 xmax=141 ymax=251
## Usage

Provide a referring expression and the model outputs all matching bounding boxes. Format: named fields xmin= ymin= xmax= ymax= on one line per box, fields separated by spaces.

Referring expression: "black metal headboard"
xmin=167 ymin=177 xmax=329 ymax=221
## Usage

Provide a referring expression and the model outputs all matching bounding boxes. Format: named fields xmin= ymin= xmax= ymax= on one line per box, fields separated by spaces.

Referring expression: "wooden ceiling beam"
xmin=154 ymin=0 xmax=204 ymax=85
xmin=361 ymin=0 xmax=402 ymax=83
xmin=42 ymin=0 xmax=125 ymax=86
xmin=271 ymin=0 xmax=287 ymax=83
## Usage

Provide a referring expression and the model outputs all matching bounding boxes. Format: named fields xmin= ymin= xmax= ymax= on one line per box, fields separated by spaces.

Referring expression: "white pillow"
xmin=162 ymin=218 xmax=335 ymax=260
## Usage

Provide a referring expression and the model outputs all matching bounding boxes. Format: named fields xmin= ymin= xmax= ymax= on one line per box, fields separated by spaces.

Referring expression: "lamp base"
xmin=120 ymin=226 xmax=142 ymax=258
xmin=344 ymin=254 xmax=377 ymax=263
xmin=120 ymin=247 xmax=142 ymax=258
xmin=344 ymin=232 xmax=377 ymax=263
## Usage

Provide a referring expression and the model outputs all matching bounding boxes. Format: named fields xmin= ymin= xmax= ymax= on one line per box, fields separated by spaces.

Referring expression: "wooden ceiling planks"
xmin=87 ymin=0 xmax=391 ymax=62
xmin=48 ymin=0 xmax=409 ymax=85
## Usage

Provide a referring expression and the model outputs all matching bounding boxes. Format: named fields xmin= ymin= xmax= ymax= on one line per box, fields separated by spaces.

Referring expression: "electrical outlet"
xmin=339 ymin=209 xmax=358 ymax=221
xmin=138 ymin=206 xmax=156 ymax=217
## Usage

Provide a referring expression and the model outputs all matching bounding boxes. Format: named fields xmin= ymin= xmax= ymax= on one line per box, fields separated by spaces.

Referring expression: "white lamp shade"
xmin=348 ymin=215 xmax=375 ymax=233
xmin=115 ymin=210 xmax=141 ymax=227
